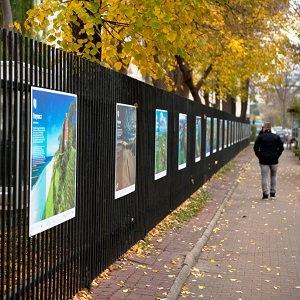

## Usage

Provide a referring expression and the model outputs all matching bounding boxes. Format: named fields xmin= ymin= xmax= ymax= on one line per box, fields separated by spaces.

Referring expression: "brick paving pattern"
xmin=88 ymin=145 xmax=300 ymax=300
xmin=179 ymin=147 xmax=300 ymax=300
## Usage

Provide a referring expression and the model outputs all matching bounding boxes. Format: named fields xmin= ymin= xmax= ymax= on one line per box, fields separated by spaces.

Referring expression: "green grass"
xmin=214 ymin=160 xmax=236 ymax=179
xmin=171 ymin=188 xmax=210 ymax=224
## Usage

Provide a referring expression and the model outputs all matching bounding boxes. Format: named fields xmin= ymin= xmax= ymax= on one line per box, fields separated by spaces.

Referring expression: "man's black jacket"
xmin=253 ymin=130 xmax=284 ymax=165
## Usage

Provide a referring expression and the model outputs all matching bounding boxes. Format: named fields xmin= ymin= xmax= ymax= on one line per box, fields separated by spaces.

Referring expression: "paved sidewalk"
xmin=178 ymin=146 xmax=300 ymax=299
xmin=88 ymin=145 xmax=300 ymax=300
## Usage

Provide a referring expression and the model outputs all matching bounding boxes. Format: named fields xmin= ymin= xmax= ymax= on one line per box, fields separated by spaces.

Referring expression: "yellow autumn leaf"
xmin=167 ymin=31 xmax=177 ymax=42
xmin=117 ymin=280 xmax=125 ymax=287
xmin=114 ymin=62 xmax=123 ymax=71
xmin=210 ymin=258 xmax=215 ymax=263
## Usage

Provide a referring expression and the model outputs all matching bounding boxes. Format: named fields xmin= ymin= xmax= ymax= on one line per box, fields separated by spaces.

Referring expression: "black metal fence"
xmin=0 ymin=29 xmax=250 ymax=300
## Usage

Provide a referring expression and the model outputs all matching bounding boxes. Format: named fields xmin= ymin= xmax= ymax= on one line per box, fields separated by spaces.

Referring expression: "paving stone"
xmin=88 ymin=145 xmax=300 ymax=299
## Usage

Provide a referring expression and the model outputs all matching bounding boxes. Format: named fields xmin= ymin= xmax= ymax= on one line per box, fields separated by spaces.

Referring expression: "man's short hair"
xmin=263 ymin=122 xmax=271 ymax=129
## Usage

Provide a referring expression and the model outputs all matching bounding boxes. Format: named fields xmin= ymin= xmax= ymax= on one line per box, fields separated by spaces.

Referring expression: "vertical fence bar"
xmin=48 ymin=45 xmax=56 ymax=299
xmin=6 ymin=29 xmax=13 ymax=300
xmin=17 ymin=31 xmax=23 ymax=300
xmin=40 ymin=42 xmax=46 ymax=300
xmin=72 ymin=54 xmax=79 ymax=295
xmin=29 ymin=38 xmax=36 ymax=300
xmin=83 ymin=56 xmax=91 ymax=290
xmin=22 ymin=34 xmax=29 ymax=300
xmin=76 ymin=54 xmax=83 ymax=292
xmin=11 ymin=31 xmax=20 ymax=300
xmin=56 ymin=48 xmax=62 ymax=300
xmin=61 ymin=50 xmax=68 ymax=298
xmin=0 ymin=28 xmax=7 ymax=300
xmin=66 ymin=53 xmax=72 ymax=297
xmin=43 ymin=43 xmax=49 ymax=300
xmin=91 ymin=62 xmax=98 ymax=281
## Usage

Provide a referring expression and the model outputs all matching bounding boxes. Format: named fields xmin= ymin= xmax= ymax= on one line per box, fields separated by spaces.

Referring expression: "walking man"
xmin=253 ymin=122 xmax=284 ymax=200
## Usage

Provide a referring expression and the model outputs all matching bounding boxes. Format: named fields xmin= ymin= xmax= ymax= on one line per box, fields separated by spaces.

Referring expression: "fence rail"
xmin=0 ymin=29 xmax=250 ymax=300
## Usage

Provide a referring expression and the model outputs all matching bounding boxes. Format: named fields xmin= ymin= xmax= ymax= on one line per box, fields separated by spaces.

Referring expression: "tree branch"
xmin=175 ymin=55 xmax=202 ymax=102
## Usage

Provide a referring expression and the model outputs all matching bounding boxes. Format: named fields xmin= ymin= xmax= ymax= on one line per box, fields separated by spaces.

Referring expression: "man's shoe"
xmin=270 ymin=193 xmax=276 ymax=200
xmin=262 ymin=194 xmax=268 ymax=200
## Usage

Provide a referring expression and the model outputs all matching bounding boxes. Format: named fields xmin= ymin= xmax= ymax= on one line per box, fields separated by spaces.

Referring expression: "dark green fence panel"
xmin=0 ymin=30 xmax=250 ymax=299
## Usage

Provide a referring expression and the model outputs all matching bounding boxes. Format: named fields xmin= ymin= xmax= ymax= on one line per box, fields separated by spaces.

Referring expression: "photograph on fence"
xmin=219 ymin=119 xmax=223 ymax=151
xmin=224 ymin=120 xmax=228 ymax=148
xmin=155 ymin=109 xmax=168 ymax=180
xmin=233 ymin=121 xmax=236 ymax=143
xmin=213 ymin=118 xmax=218 ymax=153
xmin=115 ymin=103 xmax=137 ymax=199
xmin=178 ymin=113 xmax=187 ymax=170
xmin=29 ymin=87 xmax=77 ymax=236
xmin=195 ymin=116 xmax=201 ymax=162
xmin=229 ymin=121 xmax=233 ymax=146
xmin=232 ymin=121 xmax=235 ymax=144
xmin=228 ymin=121 xmax=232 ymax=146
xmin=206 ymin=117 xmax=211 ymax=157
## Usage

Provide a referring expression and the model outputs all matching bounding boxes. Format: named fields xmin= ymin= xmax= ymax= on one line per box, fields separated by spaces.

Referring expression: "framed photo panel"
xmin=195 ymin=116 xmax=201 ymax=162
xmin=155 ymin=109 xmax=168 ymax=180
xmin=219 ymin=119 xmax=223 ymax=151
xmin=30 ymin=87 xmax=77 ymax=236
xmin=178 ymin=113 xmax=187 ymax=170
xmin=206 ymin=117 xmax=211 ymax=157
xmin=213 ymin=118 xmax=217 ymax=153
xmin=115 ymin=103 xmax=137 ymax=199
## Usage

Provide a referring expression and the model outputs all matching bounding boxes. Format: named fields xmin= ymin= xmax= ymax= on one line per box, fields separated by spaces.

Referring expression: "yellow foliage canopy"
xmin=24 ymin=0 xmax=293 ymax=99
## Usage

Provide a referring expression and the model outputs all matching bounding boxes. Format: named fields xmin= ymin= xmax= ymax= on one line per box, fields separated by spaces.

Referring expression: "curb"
xmin=166 ymin=159 xmax=250 ymax=299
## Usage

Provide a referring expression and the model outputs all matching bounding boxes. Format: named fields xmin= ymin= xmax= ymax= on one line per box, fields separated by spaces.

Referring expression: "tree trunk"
xmin=223 ymin=94 xmax=236 ymax=115
xmin=214 ymin=89 xmax=221 ymax=110
xmin=204 ymin=92 xmax=210 ymax=106
xmin=240 ymin=100 xmax=248 ymax=120
xmin=240 ymin=78 xmax=250 ymax=119
xmin=175 ymin=55 xmax=202 ymax=102
xmin=1 ymin=0 xmax=13 ymax=30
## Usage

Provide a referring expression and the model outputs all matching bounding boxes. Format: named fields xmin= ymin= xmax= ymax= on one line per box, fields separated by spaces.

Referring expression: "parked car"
xmin=273 ymin=126 xmax=282 ymax=132
xmin=276 ymin=130 xmax=289 ymax=143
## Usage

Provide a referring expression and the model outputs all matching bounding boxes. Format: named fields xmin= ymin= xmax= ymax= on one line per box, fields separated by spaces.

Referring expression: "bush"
xmin=250 ymin=124 xmax=257 ymax=142
xmin=292 ymin=147 xmax=300 ymax=159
